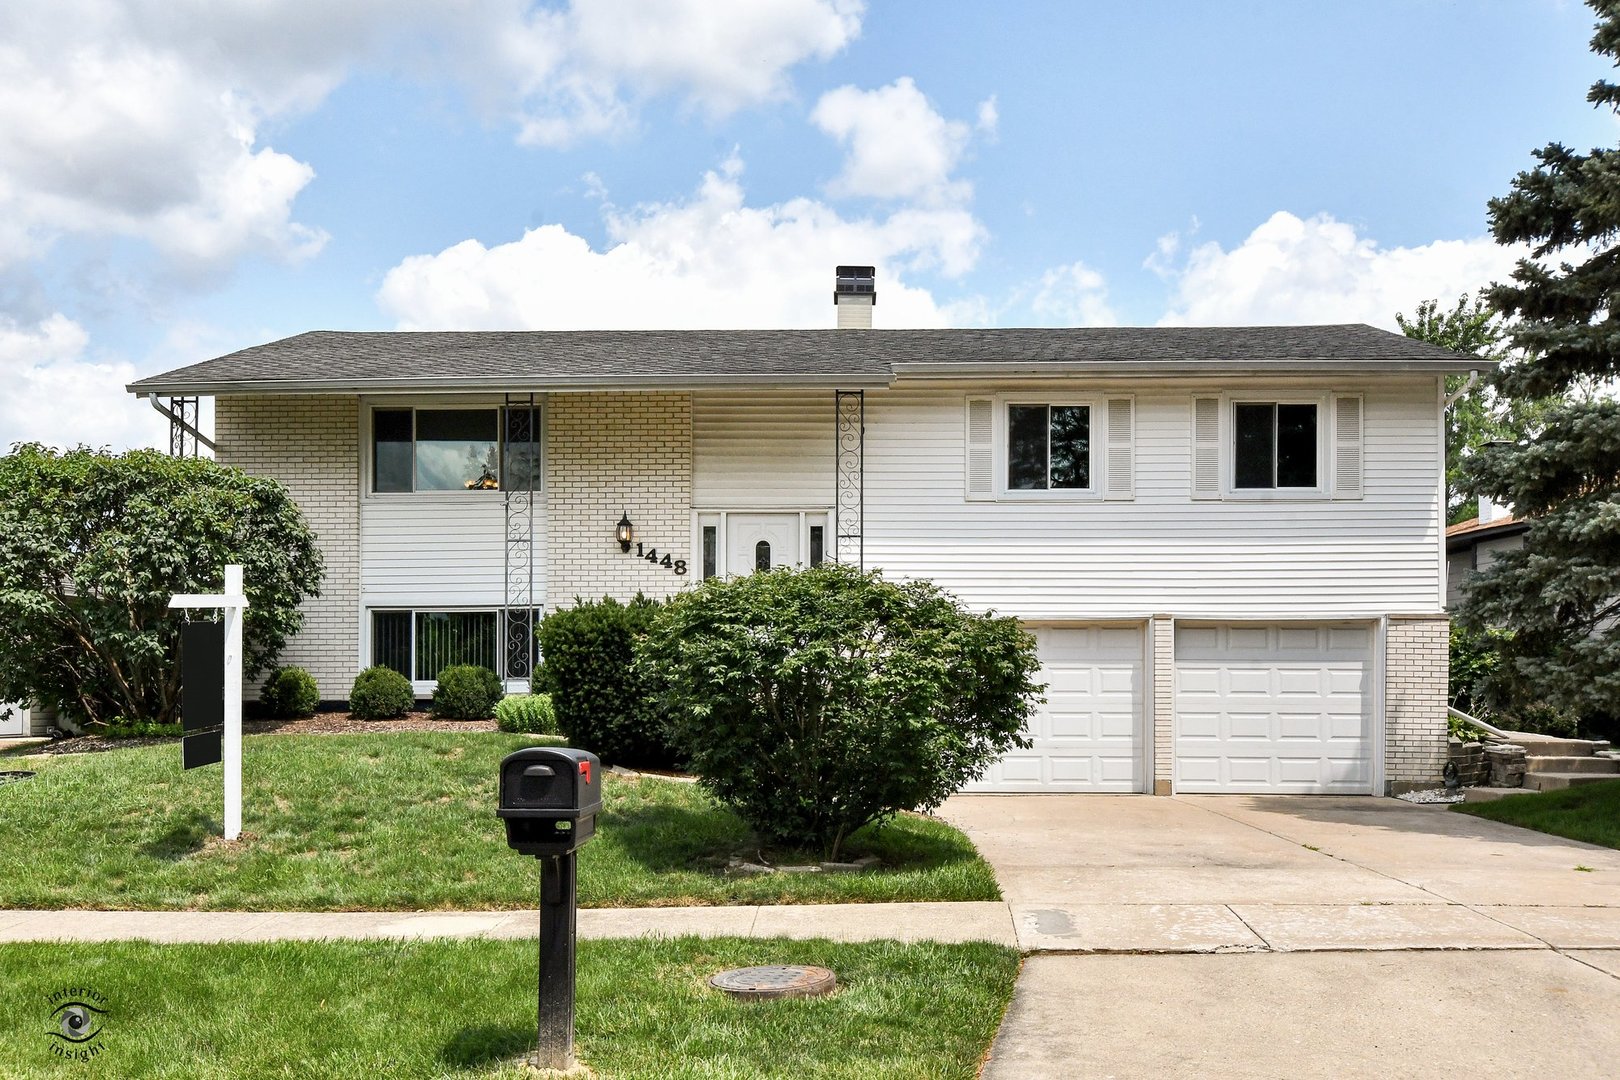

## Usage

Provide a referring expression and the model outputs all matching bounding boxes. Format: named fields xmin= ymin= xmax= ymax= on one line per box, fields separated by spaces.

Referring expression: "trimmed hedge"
xmin=432 ymin=665 xmax=503 ymax=720
xmin=349 ymin=666 xmax=415 ymax=720
xmin=262 ymin=666 xmax=319 ymax=718
xmin=495 ymin=692 xmax=557 ymax=734
xmin=535 ymin=595 xmax=679 ymax=768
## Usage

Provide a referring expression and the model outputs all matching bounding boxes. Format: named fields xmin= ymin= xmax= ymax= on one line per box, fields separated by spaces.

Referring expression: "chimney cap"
xmin=834 ymin=265 xmax=876 ymax=303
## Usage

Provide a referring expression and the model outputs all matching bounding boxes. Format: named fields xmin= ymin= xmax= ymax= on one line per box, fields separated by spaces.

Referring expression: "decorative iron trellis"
xmin=167 ymin=396 xmax=200 ymax=457
xmin=834 ymin=390 xmax=864 ymax=569
xmin=502 ymin=394 xmax=538 ymax=681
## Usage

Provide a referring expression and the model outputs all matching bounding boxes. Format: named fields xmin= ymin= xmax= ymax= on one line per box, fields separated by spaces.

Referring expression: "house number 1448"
xmin=634 ymin=543 xmax=687 ymax=576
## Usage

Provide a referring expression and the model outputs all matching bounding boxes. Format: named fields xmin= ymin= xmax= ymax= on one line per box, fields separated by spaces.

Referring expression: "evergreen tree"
xmin=1459 ymin=0 xmax=1620 ymax=730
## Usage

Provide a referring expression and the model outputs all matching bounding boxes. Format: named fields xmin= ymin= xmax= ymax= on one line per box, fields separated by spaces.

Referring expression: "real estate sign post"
xmin=170 ymin=565 xmax=249 ymax=840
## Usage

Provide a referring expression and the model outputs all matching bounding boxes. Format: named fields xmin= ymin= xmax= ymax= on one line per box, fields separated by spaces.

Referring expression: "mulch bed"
xmin=16 ymin=712 xmax=497 ymax=755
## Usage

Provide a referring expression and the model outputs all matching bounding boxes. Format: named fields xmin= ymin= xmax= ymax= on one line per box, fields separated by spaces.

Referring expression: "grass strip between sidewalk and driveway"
xmin=0 ymin=936 xmax=1020 ymax=1079
xmin=1452 ymin=777 xmax=1620 ymax=850
xmin=0 ymin=732 xmax=999 ymax=910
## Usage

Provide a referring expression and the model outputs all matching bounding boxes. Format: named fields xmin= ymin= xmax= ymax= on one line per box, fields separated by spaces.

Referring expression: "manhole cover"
xmin=0 ymin=771 xmax=35 ymax=785
xmin=709 ymin=965 xmax=836 ymax=1001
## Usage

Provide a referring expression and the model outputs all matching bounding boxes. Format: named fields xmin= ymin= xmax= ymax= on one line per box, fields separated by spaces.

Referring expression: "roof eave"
xmin=890 ymin=359 xmax=1491 ymax=378
xmin=127 ymin=372 xmax=897 ymax=396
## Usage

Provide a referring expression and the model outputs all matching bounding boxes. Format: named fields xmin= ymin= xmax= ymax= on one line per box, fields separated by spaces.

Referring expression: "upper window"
xmin=372 ymin=407 xmax=539 ymax=493
xmin=1007 ymin=403 xmax=1092 ymax=491
xmin=1233 ymin=402 xmax=1317 ymax=489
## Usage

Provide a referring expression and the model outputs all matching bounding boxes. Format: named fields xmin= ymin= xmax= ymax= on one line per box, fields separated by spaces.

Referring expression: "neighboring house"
xmin=127 ymin=270 xmax=1480 ymax=796
xmin=0 ymin=700 xmax=30 ymax=739
xmin=1445 ymin=498 xmax=1528 ymax=609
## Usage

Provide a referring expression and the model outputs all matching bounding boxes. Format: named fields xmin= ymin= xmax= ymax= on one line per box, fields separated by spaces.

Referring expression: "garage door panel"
xmin=1175 ymin=623 xmax=1373 ymax=795
xmin=968 ymin=624 xmax=1146 ymax=793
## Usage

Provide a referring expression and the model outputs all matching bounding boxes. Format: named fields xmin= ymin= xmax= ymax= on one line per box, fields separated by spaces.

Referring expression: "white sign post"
xmin=170 ymin=565 xmax=250 ymax=840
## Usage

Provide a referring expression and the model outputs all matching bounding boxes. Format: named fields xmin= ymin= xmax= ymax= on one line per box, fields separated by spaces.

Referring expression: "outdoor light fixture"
xmin=616 ymin=512 xmax=634 ymax=552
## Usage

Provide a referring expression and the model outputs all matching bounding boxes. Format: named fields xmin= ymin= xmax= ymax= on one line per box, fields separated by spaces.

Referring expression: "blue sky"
xmin=0 ymin=0 xmax=1613 ymax=450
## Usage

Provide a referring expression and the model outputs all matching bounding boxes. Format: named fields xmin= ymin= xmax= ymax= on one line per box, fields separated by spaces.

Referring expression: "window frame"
xmin=1221 ymin=393 xmax=1329 ymax=500
xmin=363 ymin=399 xmax=542 ymax=499
xmin=995 ymin=396 xmax=1103 ymax=501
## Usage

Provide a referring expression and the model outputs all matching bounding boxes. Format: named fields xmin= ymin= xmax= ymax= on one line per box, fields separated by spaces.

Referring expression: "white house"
xmin=127 ymin=269 xmax=1479 ymax=795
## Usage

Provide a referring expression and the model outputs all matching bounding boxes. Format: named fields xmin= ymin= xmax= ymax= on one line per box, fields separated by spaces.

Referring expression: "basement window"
xmin=371 ymin=609 xmax=538 ymax=682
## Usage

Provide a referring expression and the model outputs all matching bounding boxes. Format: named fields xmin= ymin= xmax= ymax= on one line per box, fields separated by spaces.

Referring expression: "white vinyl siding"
xmin=862 ymin=378 xmax=1443 ymax=619
xmin=692 ymin=390 xmax=834 ymax=508
xmin=361 ymin=497 xmax=545 ymax=609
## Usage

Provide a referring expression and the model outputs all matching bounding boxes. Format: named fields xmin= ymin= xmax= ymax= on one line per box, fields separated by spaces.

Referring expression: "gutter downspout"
xmin=1444 ymin=369 xmax=1480 ymax=408
xmin=142 ymin=393 xmax=217 ymax=453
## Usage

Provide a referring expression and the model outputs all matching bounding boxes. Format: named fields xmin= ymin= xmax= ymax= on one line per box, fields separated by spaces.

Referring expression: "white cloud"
xmin=0 ymin=315 xmax=165 ymax=452
xmin=811 ymin=77 xmax=978 ymax=204
xmin=976 ymin=95 xmax=999 ymax=136
xmin=1154 ymin=211 xmax=1524 ymax=329
xmin=377 ymin=155 xmax=982 ymax=330
xmin=0 ymin=0 xmax=864 ymax=277
xmin=1029 ymin=261 xmax=1117 ymax=326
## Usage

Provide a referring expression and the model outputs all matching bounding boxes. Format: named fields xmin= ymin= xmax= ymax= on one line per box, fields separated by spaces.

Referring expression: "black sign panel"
xmin=182 ymin=729 xmax=223 ymax=770
xmin=181 ymin=621 xmax=224 ymax=735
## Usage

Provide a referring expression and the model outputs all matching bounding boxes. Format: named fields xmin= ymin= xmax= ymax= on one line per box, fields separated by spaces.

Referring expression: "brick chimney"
xmin=834 ymin=265 xmax=875 ymax=329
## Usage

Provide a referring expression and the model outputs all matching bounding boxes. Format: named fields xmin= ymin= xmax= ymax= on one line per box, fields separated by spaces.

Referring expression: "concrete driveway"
xmin=939 ymin=795 xmax=1620 ymax=1078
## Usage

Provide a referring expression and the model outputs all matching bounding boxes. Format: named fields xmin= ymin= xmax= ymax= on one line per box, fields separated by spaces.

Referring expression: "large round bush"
xmin=261 ymin=666 xmax=319 ymax=718
xmin=349 ymin=665 xmax=415 ymax=720
xmin=640 ymin=564 xmax=1041 ymax=859
xmin=432 ymin=665 xmax=503 ymax=720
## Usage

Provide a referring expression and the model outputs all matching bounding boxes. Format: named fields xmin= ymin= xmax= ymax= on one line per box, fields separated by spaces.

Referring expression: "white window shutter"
xmin=1191 ymin=396 xmax=1221 ymax=499
xmin=1104 ymin=396 xmax=1135 ymax=500
xmin=1332 ymin=393 xmax=1364 ymax=499
xmin=965 ymin=397 xmax=995 ymax=500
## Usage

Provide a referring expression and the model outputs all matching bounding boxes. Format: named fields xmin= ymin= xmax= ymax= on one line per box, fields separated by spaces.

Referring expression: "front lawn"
xmin=0 ymin=936 xmax=1020 ymax=1079
xmin=1453 ymin=777 xmax=1620 ymax=849
xmin=0 ymin=733 xmax=998 ymax=910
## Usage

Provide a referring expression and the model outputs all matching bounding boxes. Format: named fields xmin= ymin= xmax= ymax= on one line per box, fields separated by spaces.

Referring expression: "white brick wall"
xmin=545 ymin=393 xmax=694 ymax=607
xmin=1384 ymin=615 xmax=1450 ymax=793
xmin=215 ymin=395 xmax=361 ymax=702
xmin=1151 ymin=615 xmax=1174 ymax=795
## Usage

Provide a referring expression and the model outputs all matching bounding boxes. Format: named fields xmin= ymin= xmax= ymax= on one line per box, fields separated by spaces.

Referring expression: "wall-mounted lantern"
xmin=616 ymin=512 xmax=634 ymax=553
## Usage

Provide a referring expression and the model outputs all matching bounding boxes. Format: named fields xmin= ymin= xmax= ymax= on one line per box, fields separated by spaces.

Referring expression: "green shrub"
xmin=348 ymin=666 xmax=416 ymax=720
xmin=640 ymin=564 xmax=1042 ymax=860
xmin=99 ymin=718 xmax=182 ymax=739
xmin=536 ymin=595 xmax=678 ymax=768
xmin=261 ymin=666 xmax=320 ymax=718
xmin=1447 ymin=712 xmax=1487 ymax=743
xmin=432 ymin=665 xmax=503 ymax=720
xmin=1450 ymin=624 xmax=1583 ymax=737
xmin=495 ymin=692 xmax=557 ymax=734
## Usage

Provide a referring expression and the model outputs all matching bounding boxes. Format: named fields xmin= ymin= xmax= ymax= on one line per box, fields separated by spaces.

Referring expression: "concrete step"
xmin=1463 ymin=786 xmax=1540 ymax=803
xmin=1525 ymin=755 xmax=1620 ymax=775
xmin=1523 ymin=772 xmax=1620 ymax=792
xmin=1513 ymin=738 xmax=1609 ymax=758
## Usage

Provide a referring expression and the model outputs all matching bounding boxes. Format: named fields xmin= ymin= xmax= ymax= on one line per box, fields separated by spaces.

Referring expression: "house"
xmin=0 ymin=700 xmax=32 ymax=739
xmin=126 ymin=268 xmax=1481 ymax=795
xmin=1445 ymin=497 xmax=1528 ymax=609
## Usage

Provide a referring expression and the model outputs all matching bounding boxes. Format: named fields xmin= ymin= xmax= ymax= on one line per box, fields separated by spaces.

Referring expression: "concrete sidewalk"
xmin=0 ymin=901 xmax=1018 ymax=947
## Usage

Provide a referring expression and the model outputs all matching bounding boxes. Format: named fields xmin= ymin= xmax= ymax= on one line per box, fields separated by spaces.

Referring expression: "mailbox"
xmin=498 ymin=747 xmax=602 ymax=856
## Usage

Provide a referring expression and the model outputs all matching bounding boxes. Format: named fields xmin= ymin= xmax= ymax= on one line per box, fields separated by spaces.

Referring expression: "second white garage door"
xmin=968 ymin=625 xmax=1145 ymax=793
xmin=1175 ymin=623 xmax=1374 ymax=795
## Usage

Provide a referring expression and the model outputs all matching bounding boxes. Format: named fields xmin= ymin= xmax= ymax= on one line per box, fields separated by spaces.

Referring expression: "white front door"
xmin=967 ymin=624 xmax=1147 ymax=793
xmin=1175 ymin=623 xmax=1373 ymax=794
xmin=0 ymin=702 xmax=27 ymax=738
xmin=726 ymin=514 xmax=802 ymax=575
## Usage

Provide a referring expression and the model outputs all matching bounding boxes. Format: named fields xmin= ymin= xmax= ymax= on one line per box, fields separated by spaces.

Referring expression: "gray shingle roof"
xmin=126 ymin=324 xmax=1485 ymax=395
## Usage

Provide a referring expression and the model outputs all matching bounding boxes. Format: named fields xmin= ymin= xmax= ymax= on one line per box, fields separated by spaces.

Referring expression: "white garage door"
xmin=1175 ymin=624 xmax=1373 ymax=794
xmin=968 ymin=625 xmax=1145 ymax=793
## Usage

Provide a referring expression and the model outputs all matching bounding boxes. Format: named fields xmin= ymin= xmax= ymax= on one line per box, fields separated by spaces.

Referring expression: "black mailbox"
xmin=498 ymin=747 xmax=603 ymax=856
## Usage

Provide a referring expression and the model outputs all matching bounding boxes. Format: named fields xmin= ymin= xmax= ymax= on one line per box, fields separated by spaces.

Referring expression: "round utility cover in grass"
xmin=709 ymin=965 xmax=836 ymax=1000
xmin=0 ymin=771 xmax=34 ymax=785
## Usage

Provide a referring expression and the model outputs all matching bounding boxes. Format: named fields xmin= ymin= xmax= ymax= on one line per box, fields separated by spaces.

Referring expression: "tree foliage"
xmin=0 ymin=446 xmax=323 ymax=727
xmin=1396 ymin=294 xmax=1560 ymax=523
xmin=640 ymin=564 xmax=1041 ymax=860
xmin=1458 ymin=0 xmax=1620 ymax=731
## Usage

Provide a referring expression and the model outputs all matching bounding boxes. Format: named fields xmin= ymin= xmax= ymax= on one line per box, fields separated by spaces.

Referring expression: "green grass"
xmin=0 ymin=733 xmax=998 ymax=910
xmin=0 ymin=936 xmax=1020 ymax=1079
xmin=1453 ymin=777 xmax=1620 ymax=849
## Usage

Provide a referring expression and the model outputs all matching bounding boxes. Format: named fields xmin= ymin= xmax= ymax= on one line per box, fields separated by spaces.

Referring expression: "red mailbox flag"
xmin=579 ymin=760 xmax=592 ymax=784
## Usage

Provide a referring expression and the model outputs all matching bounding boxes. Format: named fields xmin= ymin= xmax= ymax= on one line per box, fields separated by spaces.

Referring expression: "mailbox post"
xmin=498 ymin=746 xmax=602 ymax=1072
